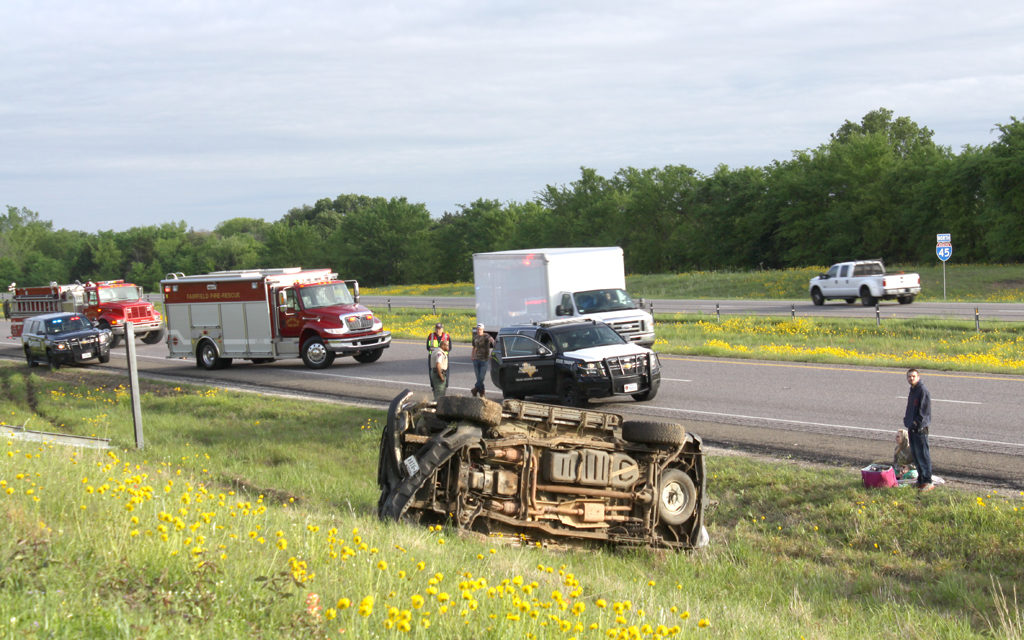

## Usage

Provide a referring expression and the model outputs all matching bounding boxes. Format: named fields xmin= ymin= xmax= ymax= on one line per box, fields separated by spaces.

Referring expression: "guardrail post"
xmin=875 ymin=303 xmax=881 ymax=326
xmin=387 ymin=298 xmax=391 ymax=312
xmin=976 ymin=307 xmax=980 ymax=332
xmin=432 ymin=299 xmax=437 ymax=314
xmin=791 ymin=304 xmax=795 ymax=320
xmin=716 ymin=303 xmax=720 ymax=322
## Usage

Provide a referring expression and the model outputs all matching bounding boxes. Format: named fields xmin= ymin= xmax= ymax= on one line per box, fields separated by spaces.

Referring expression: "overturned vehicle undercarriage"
xmin=377 ymin=391 xmax=708 ymax=550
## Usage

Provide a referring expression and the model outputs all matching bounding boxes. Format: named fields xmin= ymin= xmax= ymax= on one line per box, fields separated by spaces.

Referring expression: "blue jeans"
xmin=472 ymin=359 xmax=488 ymax=392
xmin=909 ymin=428 xmax=932 ymax=484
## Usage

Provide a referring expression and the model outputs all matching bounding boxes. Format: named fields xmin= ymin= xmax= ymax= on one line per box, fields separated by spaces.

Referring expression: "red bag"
xmin=861 ymin=464 xmax=897 ymax=488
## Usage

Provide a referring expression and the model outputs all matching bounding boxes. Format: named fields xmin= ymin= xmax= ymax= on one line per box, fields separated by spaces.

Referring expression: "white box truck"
xmin=472 ymin=247 xmax=655 ymax=346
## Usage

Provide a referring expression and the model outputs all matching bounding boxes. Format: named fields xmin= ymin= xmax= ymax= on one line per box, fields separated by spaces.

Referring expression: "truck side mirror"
xmin=555 ymin=305 xmax=569 ymax=316
xmin=537 ymin=346 xmax=552 ymax=357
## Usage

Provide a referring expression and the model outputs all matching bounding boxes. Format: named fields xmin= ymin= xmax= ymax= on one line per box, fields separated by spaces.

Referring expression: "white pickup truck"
xmin=809 ymin=260 xmax=921 ymax=306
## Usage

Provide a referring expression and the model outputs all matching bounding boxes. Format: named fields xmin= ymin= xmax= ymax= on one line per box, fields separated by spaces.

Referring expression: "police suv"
xmin=489 ymin=318 xmax=660 ymax=406
xmin=21 ymin=312 xmax=112 ymax=368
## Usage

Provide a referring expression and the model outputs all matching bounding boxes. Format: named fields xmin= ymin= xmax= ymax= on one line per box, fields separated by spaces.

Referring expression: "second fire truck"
xmin=6 ymin=280 xmax=164 ymax=347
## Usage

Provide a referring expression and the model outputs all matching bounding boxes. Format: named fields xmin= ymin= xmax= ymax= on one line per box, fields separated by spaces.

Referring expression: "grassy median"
xmin=1 ymin=362 xmax=1022 ymax=639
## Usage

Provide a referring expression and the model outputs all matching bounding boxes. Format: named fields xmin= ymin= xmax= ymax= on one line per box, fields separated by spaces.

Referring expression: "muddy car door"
xmin=492 ymin=333 xmax=557 ymax=399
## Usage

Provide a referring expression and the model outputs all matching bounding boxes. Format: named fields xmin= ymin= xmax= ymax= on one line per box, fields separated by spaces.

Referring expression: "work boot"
xmin=470 ymin=388 xmax=478 ymax=397
xmin=919 ymin=483 xmax=935 ymax=492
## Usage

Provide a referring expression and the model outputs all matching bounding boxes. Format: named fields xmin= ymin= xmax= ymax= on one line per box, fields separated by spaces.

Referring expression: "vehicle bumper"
xmin=110 ymin=320 xmax=164 ymax=335
xmin=52 ymin=344 xmax=110 ymax=364
xmin=881 ymin=287 xmax=921 ymax=297
xmin=326 ymin=331 xmax=392 ymax=355
xmin=577 ymin=371 xmax=658 ymax=399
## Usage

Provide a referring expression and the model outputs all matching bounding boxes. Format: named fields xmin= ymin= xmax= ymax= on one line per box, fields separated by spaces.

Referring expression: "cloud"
xmin=1 ymin=0 xmax=1021 ymax=231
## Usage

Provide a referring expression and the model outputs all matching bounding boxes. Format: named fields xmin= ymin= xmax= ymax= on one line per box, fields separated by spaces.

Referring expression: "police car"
xmin=21 ymin=312 xmax=112 ymax=369
xmin=489 ymin=318 xmax=660 ymax=406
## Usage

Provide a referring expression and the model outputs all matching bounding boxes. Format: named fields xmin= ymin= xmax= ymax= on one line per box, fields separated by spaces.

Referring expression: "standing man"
xmin=470 ymin=323 xmax=495 ymax=397
xmin=904 ymin=368 xmax=934 ymax=491
xmin=429 ymin=339 xmax=449 ymax=400
xmin=426 ymin=322 xmax=451 ymax=353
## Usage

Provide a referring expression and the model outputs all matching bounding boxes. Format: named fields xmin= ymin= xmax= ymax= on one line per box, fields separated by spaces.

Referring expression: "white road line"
xmin=650 ymin=405 xmax=1024 ymax=450
xmin=897 ymin=395 xmax=982 ymax=405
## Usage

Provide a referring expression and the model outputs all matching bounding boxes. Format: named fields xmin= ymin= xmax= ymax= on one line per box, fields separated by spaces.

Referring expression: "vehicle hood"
xmin=561 ymin=343 xmax=652 ymax=360
xmin=308 ymin=303 xmax=370 ymax=318
xmin=49 ymin=328 xmax=103 ymax=340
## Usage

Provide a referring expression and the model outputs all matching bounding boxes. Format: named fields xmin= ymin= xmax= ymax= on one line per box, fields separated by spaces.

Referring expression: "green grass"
xmin=363 ymin=263 xmax=1024 ymax=303
xmin=2 ymin=363 xmax=1023 ymax=639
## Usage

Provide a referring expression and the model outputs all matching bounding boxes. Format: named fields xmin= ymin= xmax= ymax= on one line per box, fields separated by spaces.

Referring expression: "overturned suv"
xmin=378 ymin=391 xmax=707 ymax=550
xmin=22 ymin=312 xmax=112 ymax=368
xmin=490 ymin=318 xmax=660 ymax=407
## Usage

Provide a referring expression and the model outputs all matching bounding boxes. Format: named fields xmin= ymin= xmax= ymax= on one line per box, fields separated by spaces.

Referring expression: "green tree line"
xmin=3 ymin=108 xmax=1022 ymax=291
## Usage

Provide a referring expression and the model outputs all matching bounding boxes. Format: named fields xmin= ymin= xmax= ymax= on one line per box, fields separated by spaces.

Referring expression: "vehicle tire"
xmin=557 ymin=376 xmax=586 ymax=408
xmin=197 ymin=341 xmax=225 ymax=370
xmin=435 ymin=395 xmax=502 ymax=427
xmin=301 ymin=337 xmax=335 ymax=369
xmin=25 ymin=347 xmax=36 ymax=367
xmin=810 ymin=287 xmax=824 ymax=306
xmin=657 ymin=468 xmax=698 ymax=525
xmin=622 ymin=420 xmax=687 ymax=446
xmin=99 ymin=351 xmax=110 ymax=363
xmin=99 ymin=322 xmax=120 ymax=348
xmin=898 ymin=295 xmax=915 ymax=304
xmin=46 ymin=349 xmax=60 ymax=370
xmin=860 ymin=287 xmax=877 ymax=307
xmin=632 ymin=384 xmax=659 ymax=402
xmin=141 ymin=327 xmax=166 ymax=344
xmin=353 ymin=348 xmax=384 ymax=364
xmin=845 ymin=298 xmax=856 ymax=304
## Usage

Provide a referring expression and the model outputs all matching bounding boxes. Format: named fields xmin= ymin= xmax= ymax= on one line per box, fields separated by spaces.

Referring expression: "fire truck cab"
xmin=161 ymin=268 xmax=391 ymax=370
xmin=6 ymin=280 xmax=164 ymax=348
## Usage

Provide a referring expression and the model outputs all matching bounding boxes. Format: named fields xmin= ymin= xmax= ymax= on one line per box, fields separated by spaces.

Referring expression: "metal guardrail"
xmin=1 ymin=424 xmax=110 ymax=449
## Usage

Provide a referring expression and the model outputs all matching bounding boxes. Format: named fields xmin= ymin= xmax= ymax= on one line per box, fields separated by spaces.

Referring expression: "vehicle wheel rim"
xmin=306 ymin=342 xmax=328 ymax=365
xmin=661 ymin=479 xmax=692 ymax=519
xmin=201 ymin=346 xmax=216 ymax=367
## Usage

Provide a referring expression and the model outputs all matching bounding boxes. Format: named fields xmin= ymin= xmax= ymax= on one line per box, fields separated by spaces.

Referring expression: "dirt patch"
xmin=993 ymin=279 xmax=1024 ymax=288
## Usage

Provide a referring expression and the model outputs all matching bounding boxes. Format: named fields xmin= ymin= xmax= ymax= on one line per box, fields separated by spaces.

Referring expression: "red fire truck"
xmin=161 ymin=268 xmax=391 ymax=369
xmin=6 ymin=280 xmax=164 ymax=347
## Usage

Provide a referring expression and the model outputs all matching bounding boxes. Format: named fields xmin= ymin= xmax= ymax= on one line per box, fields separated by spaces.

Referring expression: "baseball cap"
xmin=476 ymin=323 xmax=485 ymax=329
xmin=435 ymin=322 xmax=444 ymax=329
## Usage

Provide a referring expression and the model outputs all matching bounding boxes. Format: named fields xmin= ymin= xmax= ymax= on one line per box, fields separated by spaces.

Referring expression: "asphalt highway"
xmin=2 ymin=318 xmax=1022 ymax=489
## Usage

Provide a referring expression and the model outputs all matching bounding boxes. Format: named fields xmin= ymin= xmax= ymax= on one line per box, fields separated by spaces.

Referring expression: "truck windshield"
xmin=573 ymin=289 xmax=637 ymax=314
xmin=553 ymin=323 xmax=625 ymax=351
xmin=299 ymin=283 xmax=354 ymax=309
xmin=98 ymin=286 xmax=142 ymax=303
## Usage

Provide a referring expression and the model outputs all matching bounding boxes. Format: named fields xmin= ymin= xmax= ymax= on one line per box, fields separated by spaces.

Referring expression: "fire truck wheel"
xmin=301 ymin=337 xmax=335 ymax=369
xmin=25 ymin=347 xmax=36 ymax=367
xmin=657 ymin=468 xmax=698 ymax=525
xmin=353 ymin=348 xmax=384 ymax=364
xmin=197 ymin=341 xmax=226 ymax=370
xmin=141 ymin=328 xmax=166 ymax=344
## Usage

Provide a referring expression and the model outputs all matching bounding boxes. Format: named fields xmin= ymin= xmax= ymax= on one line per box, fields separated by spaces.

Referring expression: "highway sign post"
xmin=936 ymin=233 xmax=952 ymax=300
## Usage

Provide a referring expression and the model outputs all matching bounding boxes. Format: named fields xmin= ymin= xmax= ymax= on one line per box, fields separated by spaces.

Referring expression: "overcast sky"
xmin=2 ymin=1 xmax=1022 ymax=233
